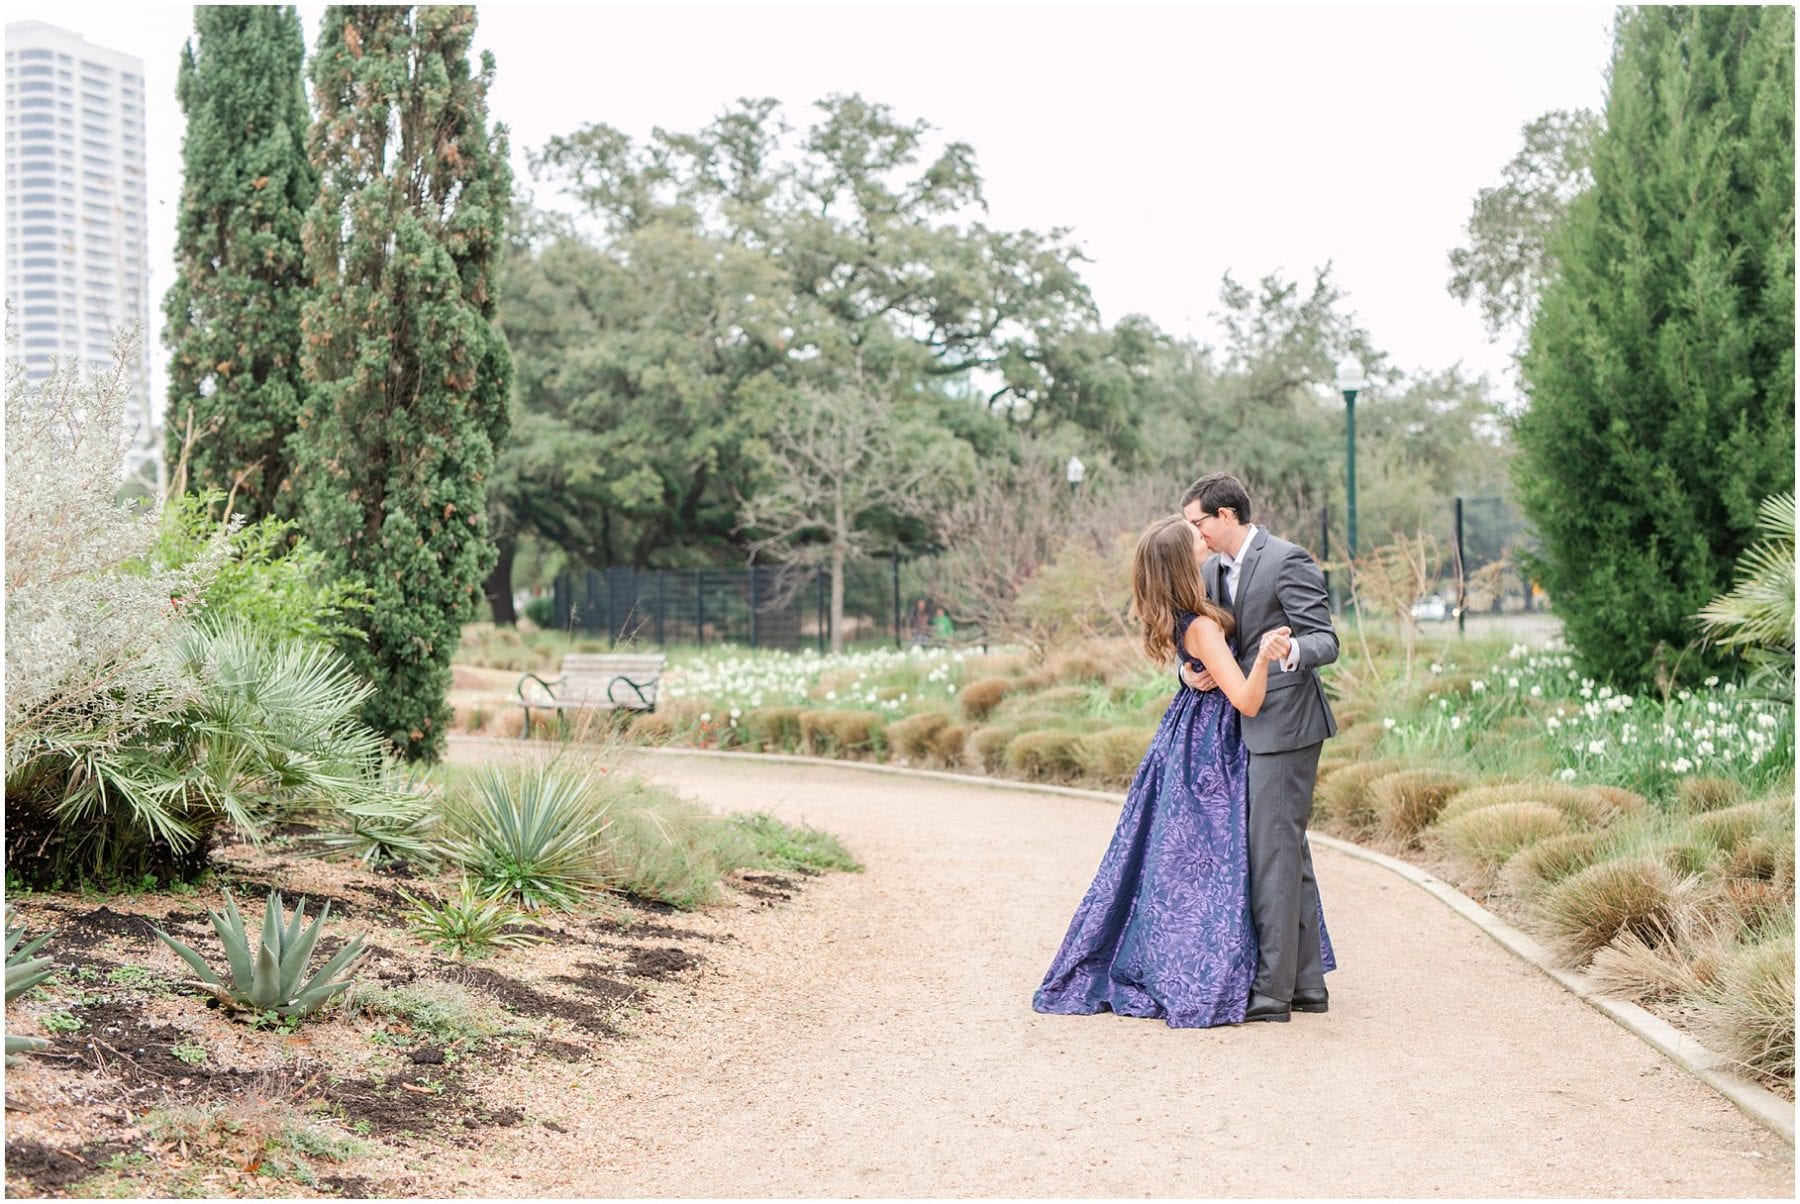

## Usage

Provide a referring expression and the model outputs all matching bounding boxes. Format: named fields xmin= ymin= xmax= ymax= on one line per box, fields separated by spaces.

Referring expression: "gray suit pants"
xmin=1247 ymin=742 xmax=1325 ymax=1002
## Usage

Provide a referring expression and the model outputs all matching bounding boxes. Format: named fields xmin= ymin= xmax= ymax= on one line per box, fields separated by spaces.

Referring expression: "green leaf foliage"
xmin=295 ymin=6 xmax=513 ymax=761
xmin=163 ymin=5 xmax=316 ymax=522
xmin=153 ymin=890 xmax=365 ymax=1019
xmin=1516 ymin=5 xmax=1795 ymax=690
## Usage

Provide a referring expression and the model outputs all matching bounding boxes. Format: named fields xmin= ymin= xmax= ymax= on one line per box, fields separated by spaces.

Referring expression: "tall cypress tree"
xmin=296 ymin=6 xmax=512 ymax=761
xmin=163 ymin=5 xmax=316 ymax=521
xmin=1516 ymin=5 xmax=1794 ymax=689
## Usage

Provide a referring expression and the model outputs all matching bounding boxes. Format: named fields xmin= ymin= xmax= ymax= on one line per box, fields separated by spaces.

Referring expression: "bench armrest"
xmin=516 ymin=672 xmax=562 ymax=703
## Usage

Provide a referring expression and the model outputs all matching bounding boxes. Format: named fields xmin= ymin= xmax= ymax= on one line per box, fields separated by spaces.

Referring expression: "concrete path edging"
xmin=453 ymin=736 xmax=1796 ymax=1143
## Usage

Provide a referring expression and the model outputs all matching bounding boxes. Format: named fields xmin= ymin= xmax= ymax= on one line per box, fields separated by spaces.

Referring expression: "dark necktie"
xmin=1220 ymin=564 xmax=1234 ymax=607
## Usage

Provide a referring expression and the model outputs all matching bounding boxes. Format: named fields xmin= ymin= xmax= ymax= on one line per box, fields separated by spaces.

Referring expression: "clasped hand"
xmin=1179 ymin=626 xmax=1292 ymax=692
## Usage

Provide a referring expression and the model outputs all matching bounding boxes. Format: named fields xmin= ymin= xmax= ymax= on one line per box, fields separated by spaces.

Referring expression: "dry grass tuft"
xmin=1675 ymin=775 xmax=1749 ymax=814
xmin=1684 ymin=924 xmax=1795 ymax=1081
xmin=958 ymin=678 xmax=1012 ymax=721
xmin=1500 ymin=830 xmax=1612 ymax=899
xmin=1004 ymin=730 xmax=1088 ymax=784
xmin=971 ymin=726 xmax=1019 ymax=773
xmin=886 ymin=711 xmax=952 ymax=762
xmin=1373 ymin=768 xmax=1471 ymax=843
xmin=1077 ymin=728 xmax=1153 ymax=789
xmin=1588 ymin=784 xmax=1649 ymax=821
xmin=1685 ymin=803 xmax=1768 ymax=854
xmin=929 ymin=722 xmax=969 ymax=767
xmin=799 ymin=710 xmax=886 ymax=759
xmin=1437 ymin=781 xmax=1610 ymax=829
xmin=741 ymin=707 xmax=805 ymax=753
xmin=1536 ymin=855 xmax=1688 ymax=965
xmin=1312 ymin=759 xmax=1407 ymax=836
xmin=1436 ymin=802 xmax=1570 ymax=871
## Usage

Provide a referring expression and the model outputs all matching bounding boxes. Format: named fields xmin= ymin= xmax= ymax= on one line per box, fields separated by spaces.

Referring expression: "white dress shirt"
xmin=1218 ymin=525 xmax=1301 ymax=672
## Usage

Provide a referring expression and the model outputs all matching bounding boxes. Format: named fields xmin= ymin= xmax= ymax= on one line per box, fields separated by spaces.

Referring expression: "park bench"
xmin=514 ymin=653 xmax=666 ymax=737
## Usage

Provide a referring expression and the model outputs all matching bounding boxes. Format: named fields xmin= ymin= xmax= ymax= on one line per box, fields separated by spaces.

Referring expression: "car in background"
xmin=1410 ymin=594 xmax=1452 ymax=622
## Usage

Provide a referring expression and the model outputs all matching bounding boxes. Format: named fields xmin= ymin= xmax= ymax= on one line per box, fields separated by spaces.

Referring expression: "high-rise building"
xmin=5 ymin=20 xmax=156 ymax=490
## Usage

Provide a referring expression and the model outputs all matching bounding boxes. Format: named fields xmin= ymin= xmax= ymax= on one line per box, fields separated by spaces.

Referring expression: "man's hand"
xmin=1179 ymin=663 xmax=1219 ymax=692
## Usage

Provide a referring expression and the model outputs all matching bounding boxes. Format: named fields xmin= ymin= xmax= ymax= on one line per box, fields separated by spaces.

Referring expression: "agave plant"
xmin=400 ymin=879 xmax=545 ymax=959
xmin=440 ymin=764 xmax=611 ymax=911
xmin=152 ymin=890 xmax=364 ymax=1020
xmin=5 ymin=918 xmax=54 ymax=1062
xmin=1696 ymin=492 xmax=1795 ymax=705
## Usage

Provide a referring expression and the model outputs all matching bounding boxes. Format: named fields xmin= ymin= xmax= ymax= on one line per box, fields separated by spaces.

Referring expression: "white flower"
xmin=1586 ymin=739 xmax=1606 ymax=756
xmin=1672 ymin=757 xmax=1694 ymax=774
xmin=825 ymin=690 xmax=837 ymax=701
xmin=1450 ymin=715 xmax=1463 ymax=731
xmin=1703 ymin=675 xmax=1720 ymax=688
xmin=1471 ymin=680 xmax=1487 ymax=694
xmin=1530 ymin=685 xmax=1542 ymax=698
xmin=700 ymin=712 xmax=712 ymax=724
xmin=1546 ymin=716 xmax=1561 ymax=732
xmin=1558 ymin=768 xmax=1577 ymax=782
xmin=1430 ymin=662 xmax=1443 ymax=675
xmin=1383 ymin=717 xmax=1396 ymax=730
xmin=729 ymin=707 xmax=742 ymax=719
xmin=1508 ymin=677 xmax=1520 ymax=689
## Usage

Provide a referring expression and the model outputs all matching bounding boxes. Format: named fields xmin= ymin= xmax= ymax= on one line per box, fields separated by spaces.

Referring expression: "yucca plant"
xmin=399 ymin=879 xmax=543 ymax=959
xmin=152 ymin=890 xmax=364 ymax=1019
xmin=5 ymin=918 xmax=54 ymax=1062
xmin=440 ymin=765 xmax=611 ymax=911
xmin=1696 ymin=492 xmax=1795 ymax=705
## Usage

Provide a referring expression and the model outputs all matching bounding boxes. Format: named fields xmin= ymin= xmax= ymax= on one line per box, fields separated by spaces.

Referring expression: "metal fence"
xmin=547 ymin=495 xmax=1539 ymax=648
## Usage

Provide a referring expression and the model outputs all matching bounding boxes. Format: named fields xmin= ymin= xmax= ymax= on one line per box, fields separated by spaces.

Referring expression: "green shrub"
xmin=886 ymin=711 xmax=951 ymax=762
xmin=1313 ymin=759 xmax=1407 ymax=836
xmin=1004 ymin=731 xmax=1087 ymax=784
xmin=1676 ymin=776 xmax=1749 ymax=814
xmin=1373 ymin=769 xmax=1471 ymax=842
xmin=1077 ymin=728 xmax=1152 ymax=788
xmin=958 ymin=678 xmax=1012 ymax=721
xmin=1436 ymin=802 xmax=1570 ymax=871
xmin=970 ymin=727 xmax=1018 ymax=774
xmin=800 ymin=710 xmax=886 ymax=760
xmin=742 ymin=707 xmax=806 ymax=753
xmin=732 ymin=813 xmax=862 ymax=874
xmin=600 ymin=796 xmax=744 ymax=910
xmin=153 ymin=890 xmax=365 ymax=1020
xmin=400 ymin=879 xmax=543 ymax=959
xmin=440 ymin=764 xmax=611 ymax=911
xmin=524 ymin=595 xmax=555 ymax=628
xmin=1536 ymin=855 xmax=1685 ymax=965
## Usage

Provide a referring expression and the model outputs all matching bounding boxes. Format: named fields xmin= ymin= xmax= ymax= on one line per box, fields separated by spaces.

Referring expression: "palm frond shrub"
xmin=400 ymin=880 xmax=542 ymax=959
xmin=6 ymin=619 xmax=406 ymax=886
xmin=441 ymin=764 xmax=611 ymax=911
xmin=152 ymin=891 xmax=365 ymax=1019
xmin=5 ymin=919 xmax=54 ymax=1063
xmin=1695 ymin=492 xmax=1794 ymax=705
xmin=1535 ymin=856 xmax=1689 ymax=966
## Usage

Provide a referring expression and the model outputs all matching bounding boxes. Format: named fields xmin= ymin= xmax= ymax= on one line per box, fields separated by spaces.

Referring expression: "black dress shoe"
xmin=1243 ymin=991 xmax=1291 ymax=1023
xmin=1291 ymin=986 xmax=1329 ymax=1014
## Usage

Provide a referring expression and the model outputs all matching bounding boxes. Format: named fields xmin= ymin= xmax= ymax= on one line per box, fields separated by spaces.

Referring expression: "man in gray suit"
xmin=1179 ymin=472 xmax=1338 ymax=1023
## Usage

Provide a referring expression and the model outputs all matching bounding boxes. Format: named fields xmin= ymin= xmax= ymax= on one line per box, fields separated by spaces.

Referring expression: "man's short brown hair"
xmin=1181 ymin=472 xmax=1253 ymax=523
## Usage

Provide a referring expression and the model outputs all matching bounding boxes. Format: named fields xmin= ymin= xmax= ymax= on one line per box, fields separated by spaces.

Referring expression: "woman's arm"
xmin=1183 ymin=617 xmax=1290 ymax=717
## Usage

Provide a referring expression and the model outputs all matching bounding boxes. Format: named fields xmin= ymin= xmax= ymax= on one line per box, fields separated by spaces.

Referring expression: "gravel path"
xmin=427 ymin=747 xmax=1792 ymax=1198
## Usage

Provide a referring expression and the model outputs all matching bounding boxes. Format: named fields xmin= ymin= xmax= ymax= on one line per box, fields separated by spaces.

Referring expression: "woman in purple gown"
xmin=1032 ymin=514 xmax=1333 ymax=1028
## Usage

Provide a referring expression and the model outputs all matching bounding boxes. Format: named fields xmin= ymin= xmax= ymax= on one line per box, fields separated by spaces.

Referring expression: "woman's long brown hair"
xmin=1131 ymin=514 xmax=1235 ymax=665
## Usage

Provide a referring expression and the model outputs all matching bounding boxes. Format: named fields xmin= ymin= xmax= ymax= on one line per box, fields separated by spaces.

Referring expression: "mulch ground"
xmin=2 ymin=825 xmax=805 ymax=1198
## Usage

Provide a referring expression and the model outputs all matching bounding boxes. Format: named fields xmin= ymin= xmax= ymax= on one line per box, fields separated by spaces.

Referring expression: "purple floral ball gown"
xmin=1032 ymin=611 xmax=1335 ymax=1028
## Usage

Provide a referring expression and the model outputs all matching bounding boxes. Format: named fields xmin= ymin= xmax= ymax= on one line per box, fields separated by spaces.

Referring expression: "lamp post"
xmin=1335 ymin=356 xmax=1367 ymax=558
xmin=1065 ymin=455 xmax=1085 ymax=494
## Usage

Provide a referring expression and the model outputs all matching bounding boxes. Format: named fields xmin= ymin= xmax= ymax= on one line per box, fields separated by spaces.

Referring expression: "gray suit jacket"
xmin=1208 ymin=528 xmax=1338 ymax=755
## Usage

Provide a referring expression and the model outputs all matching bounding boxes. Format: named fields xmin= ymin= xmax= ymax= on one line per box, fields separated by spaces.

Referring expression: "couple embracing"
xmin=1033 ymin=472 xmax=1339 ymax=1028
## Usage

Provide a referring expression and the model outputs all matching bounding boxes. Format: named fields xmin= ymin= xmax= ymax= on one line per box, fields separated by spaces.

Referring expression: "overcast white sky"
xmin=8 ymin=2 xmax=1617 ymax=411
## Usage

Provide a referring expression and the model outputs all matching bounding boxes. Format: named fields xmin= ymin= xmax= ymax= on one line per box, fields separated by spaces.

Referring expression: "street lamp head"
xmin=1335 ymin=355 xmax=1367 ymax=397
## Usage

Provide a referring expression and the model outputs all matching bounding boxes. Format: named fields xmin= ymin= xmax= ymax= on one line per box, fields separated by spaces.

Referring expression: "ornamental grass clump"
xmin=886 ymin=711 xmax=951 ymax=762
xmin=743 ymin=707 xmax=806 ymax=753
xmin=1436 ymin=802 xmax=1570 ymax=872
xmin=958 ymin=678 xmax=1011 ymax=721
xmin=153 ymin=890 xmax=365 ymax=1020
xmin=1435 ymin=780 xmax=1606 ymax=829
xmin=1004 ymin=731 xmax=1087 ymax=784
xmin=440 ymin=765 xmax=611 ymax=911
xmin=1373 ymin=768 xmax=1471 ymax=843
xmin=800 ymin=710 xmax=885 ymax=759
xmin=928 ymin=723 xmax=968 ymax=767
xmin=1676 ymin=775 xmax=1749 ymax=814
xmin=1685 ymin=921 xmax=1795 ymax=1080
xmin=1313 ymin=759 xmax=1407 ymax=836
xmin=399 ymin=879 xmax=544 ymax=959
xmin=1500 ymin=830 xmax=1612 ymax=898
xmin=1077 ymin=728 xmax=1153 ymax=788
xmin=1535 ymin=855 xmax=1687 ymax=966
xmin=971 ymin=727 xmax=1018 ymax=773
